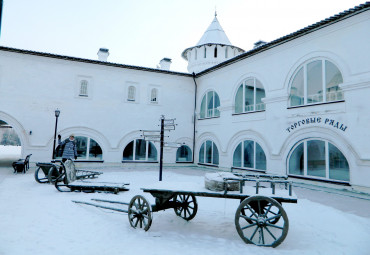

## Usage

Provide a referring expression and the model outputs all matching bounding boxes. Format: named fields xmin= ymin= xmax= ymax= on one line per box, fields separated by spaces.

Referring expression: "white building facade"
xmin=0 ymin=3 xmax=369 ymax=191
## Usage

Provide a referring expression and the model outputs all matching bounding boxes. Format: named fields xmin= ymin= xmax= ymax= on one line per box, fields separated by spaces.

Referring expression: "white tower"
xmin=181 ymin=13 xmax=244 ymax=74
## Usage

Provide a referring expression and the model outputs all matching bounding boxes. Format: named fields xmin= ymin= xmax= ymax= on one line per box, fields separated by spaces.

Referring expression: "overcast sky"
xmin=0 ymin=0 xmax=366 ymax=72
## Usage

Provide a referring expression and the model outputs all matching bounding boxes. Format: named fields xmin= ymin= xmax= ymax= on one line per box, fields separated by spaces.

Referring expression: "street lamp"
xmin=52 ymin=109 xmax=60 ymax=160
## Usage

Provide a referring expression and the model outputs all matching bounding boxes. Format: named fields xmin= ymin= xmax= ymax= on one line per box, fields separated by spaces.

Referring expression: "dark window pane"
xmin=255 ymin=142 xmax=266 ymax=170
xmin=89 ymin=138 xmax=102 ymax=160
xmin=233 ymin=143 xmax=242 ymax=167
xmin=75 ymin=136 xmax=87 ymax=158
xmin=199 ymin=143 xmax=205 ymax=163
xmin=289 ymin=143 xmax=304 ymax=175
xmin=243 ymin=140 xmax=254 ymax=168
xmin=307 ymin=140 xmax=326 ymax=177
xmin=123 ymin=141 xmax=134 ymax=160
xmin=135 ymin=139 xmax=147 ymax=160
xmin=148 ymin=142 xmax=157 ymax=161
xmin=329 ymin=143 xmax=349 ymax=181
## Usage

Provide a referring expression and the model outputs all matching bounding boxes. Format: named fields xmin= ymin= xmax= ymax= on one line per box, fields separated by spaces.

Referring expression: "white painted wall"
xmin=0 ymin=52 xmax=195 ymax=163
xmin=194 ymin=11 xmax=370 ymax=189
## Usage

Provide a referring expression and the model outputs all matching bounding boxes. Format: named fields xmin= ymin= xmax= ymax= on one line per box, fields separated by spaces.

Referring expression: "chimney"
xmin=253 ymin=40 xmax=267 ymax=48
xmin=159 ymin=58 xmax=172 ymax=71
xmin=97 ymin=48 xmax=109 ymax=61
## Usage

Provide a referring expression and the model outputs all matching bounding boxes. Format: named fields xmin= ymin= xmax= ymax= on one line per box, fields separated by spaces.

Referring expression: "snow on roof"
xmin=196 ymin=15 xmax=232 ymax=46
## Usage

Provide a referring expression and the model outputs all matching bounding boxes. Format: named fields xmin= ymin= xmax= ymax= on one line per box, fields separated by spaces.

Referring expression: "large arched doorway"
xmin=0 ymin=120 xmax=21 ymax=167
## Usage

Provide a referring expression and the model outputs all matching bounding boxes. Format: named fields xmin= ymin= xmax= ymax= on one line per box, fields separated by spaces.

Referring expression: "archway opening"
xmin=0 ymin=120 xmax=21 ymax=167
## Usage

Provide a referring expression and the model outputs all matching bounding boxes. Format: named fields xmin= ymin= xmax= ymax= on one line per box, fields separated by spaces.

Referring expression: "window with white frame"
xmin=199 ymin=140 xmax=219 ymax=165
xmin=200 ymin=90 xmax=220 ymax=119
xmin=288 ymin=139 xmax=349 ymax=182
xmin=233 ymin=140 xmax=266 ymax=171
xmin=234 ymin=77 xmax=265 ymax=114
xmin=79 ymin=80 xmax=88 ymax=97
xmin=122 ymin=139 xmax=157 ymax=161
xmin=289 ymin=59 xmax=344 ymax=107
xmin=127 ymin=86 xmax=136 ymax=102
xmin=150 ymin=88 xmax=158 ymax=103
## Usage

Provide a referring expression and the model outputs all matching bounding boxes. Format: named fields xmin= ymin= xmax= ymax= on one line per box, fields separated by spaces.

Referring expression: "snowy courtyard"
xmin=0 ymin=162 xmax=369 ymax=255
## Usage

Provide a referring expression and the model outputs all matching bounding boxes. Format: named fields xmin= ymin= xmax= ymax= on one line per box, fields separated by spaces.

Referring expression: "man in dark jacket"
xmin=58 ymin=134 xmax=78 ymax=162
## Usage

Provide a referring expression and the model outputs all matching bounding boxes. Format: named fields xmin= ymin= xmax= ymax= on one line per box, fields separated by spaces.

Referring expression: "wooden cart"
xmin=127 ymin=175 xmax=297 ymax=248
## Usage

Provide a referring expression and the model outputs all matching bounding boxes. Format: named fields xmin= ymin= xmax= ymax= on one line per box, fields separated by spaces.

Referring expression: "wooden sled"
xmin=55 ymin=159 xmax=129 ymax=194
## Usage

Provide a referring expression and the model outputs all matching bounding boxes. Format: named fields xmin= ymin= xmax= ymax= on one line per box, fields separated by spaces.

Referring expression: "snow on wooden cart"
xmin=127 ymin=172 xmax=297 ymax=248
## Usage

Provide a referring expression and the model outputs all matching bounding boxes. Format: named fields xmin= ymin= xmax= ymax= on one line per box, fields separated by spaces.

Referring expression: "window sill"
xmin=198 ymin=116 xmax=220 ymax=120
xmin=288 ymin=174 xmax=350 ymax=185
xmin=232 ymin=110 xmax=265 ymax=116
xmin=176 ymin=161 xmax=193 ymax=164
xmin=288 ymin=100 xmax=344 ymax=109
xmin=122 ymin=160 xmax=158 ymax=163
xmin=198 ymin=163 xmax=219 ymax=168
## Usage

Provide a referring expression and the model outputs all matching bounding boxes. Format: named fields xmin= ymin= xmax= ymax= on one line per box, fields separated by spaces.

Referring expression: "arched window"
xmin=79 ymin=80 xmax=88 ymax=97
xmin=127 ymin=86 xmax=136 ymax=102
xmin=56 ymin=136 xmax=103 ymax=161
xmin=200 ymin=90 xmax=220 ymax=119
xmin=289 ymin=59 xmax=343 ymax=107
xmin=199 ymin=140 xmax=219 ymax=165
xmin=288 ymin=139 xmax=349 ymax=182
xmin=150 ymin=88 xmax=158 ymax=103
xmin=214 ymin=47 xmax=217 ymax=58
xmin=234 ymin=77 xmax=265 ymax=114
xmin=176 ymin=145 xmax=192 ymax=162
xmin=122 ymin=139 xmax=157 ymax=161
xmin=233 ymin=140 xmax=266 ymax=171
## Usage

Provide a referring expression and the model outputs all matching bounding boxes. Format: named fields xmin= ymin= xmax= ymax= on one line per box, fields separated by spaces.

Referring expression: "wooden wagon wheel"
xmin=240 ymin=199 xmax=281 ymax=225
xmin=128 ymin=195 xmax=153 ymax=231
xmin=235 ymin=195 xmax=289 ymax=248
xmin=173 ymin=194 xmax=198 ymax=221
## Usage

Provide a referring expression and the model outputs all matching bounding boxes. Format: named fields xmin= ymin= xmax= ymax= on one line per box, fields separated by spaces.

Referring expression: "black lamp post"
xmin=52 ymin=109 xmax=60 ymax=160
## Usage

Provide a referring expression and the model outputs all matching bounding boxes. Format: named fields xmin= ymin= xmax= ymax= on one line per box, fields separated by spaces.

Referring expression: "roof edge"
xmin=0 ymin=46 xmax=192 ymax=77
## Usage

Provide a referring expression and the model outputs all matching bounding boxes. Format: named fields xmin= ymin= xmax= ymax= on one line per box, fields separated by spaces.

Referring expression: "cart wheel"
xmin=235 ymin=196 xmax=289 ymax=248
xmin=34 ymin=167 xmax=48 ymax=183
xmin=240 ymin=199 xmax=281 ymax=225
xmin=173 ymin=194 xmax=198 ymax=221
xmin=128 ymin=195 xmax=153 ymax=231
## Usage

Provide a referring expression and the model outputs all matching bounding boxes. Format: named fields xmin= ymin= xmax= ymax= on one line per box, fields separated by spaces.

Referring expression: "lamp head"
xmin=55 ymin=109 xmax=60 ymax=117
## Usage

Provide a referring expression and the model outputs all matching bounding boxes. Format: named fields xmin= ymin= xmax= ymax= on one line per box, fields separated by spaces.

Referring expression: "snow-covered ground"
xmin=0 ymin=165 xmax=369 ymax=255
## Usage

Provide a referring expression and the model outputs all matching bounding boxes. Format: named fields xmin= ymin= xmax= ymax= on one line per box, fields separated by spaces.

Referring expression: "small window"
xmin=200 ymin=90 xmax=220 ymax=119
xmin=214 ymin=47 xmax=217 ymax=58
xmin=195 ymin=49 xmax=198 ymax=60
xmin=150 ymin=88 xmax=158 ymax=103
xmin=234 ymin=77 xmax=266 ymax=114
xmin=79 ymin=80 xmax=88 ymax=97
xmin=199 ymin=140 xmax=219 ymax=165
xmin=127 ymin=86 xmax=136 ymax=102
xmin=204 ymin=47 xmax=207 ymax=58
xmin=123 ymin=139 xmax=157 ymax=162
xmin=233 ymin=140 xmax=266 ymax=171
xmin=225 ymin=47 xmax=228 ymax=58
xmin=176 ymin=145 xmax=192 ymax=162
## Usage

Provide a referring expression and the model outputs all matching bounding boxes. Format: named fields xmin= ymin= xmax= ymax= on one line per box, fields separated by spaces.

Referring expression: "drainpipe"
xmin=191 ymin=72 xmax=197 ymax=163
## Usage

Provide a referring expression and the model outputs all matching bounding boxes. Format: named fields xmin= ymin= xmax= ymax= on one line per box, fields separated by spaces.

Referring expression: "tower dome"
xmin=182 ymin=13 xmax=244 ymax=73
